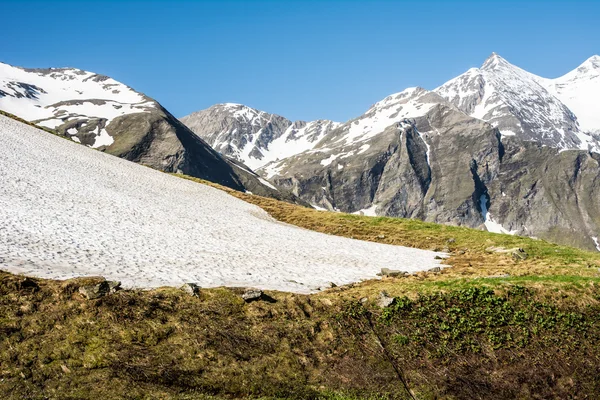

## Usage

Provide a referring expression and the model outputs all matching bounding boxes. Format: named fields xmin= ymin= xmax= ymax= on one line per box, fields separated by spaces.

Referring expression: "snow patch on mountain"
xmin=0 ymin=62 xmax=155 ymax=147
xmin=341 ymin=87 xmax=436 ymax=145
xmin=480 ymin=194 xmax=517 ymax=235
xmin=0 ymin=114 xmax=445 ymax=293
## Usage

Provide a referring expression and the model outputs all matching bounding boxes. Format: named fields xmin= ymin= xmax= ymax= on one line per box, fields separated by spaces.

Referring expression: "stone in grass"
xmin=79 ymin=281 xmax=110 ymax=300
xmin=511 ymin=248 xmax=528 ymax=261
xmin=180 ymin=283 xmax=201 ymax=297
xmin=107 ymin=281 xmax=121 ymax=293
xmin=378 ymin=291 xmax=396 ymax=308
xmin=241 ymin=288 xmax=263 ymax=302
xmin=379 ymin=268 xmax=408 ymax=277
xmin=19 ymin=277 xmax=39 ymax=292
xmin=78 ymin=280 xmax=121 ymax=299
xmin=428 ymin=266 xmax=442 ymax=273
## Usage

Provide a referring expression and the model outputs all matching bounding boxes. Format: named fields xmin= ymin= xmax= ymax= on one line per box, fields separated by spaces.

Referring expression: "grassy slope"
xmin=1 ymin=115 xmax=600 ymax=398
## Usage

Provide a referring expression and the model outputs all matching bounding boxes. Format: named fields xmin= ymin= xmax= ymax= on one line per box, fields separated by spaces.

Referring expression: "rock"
xmin=19 ymin=277 xmax=39 ymax=291
xmin=428 ymin=266 xmax=442 ymax=273
xmin=180 ymin=283 xmax=201 ymax=297
xmin=377 ymin=234 xmax=386 ymax=239
xmin=434 ymin=255 xmax=444 ymax=260
xmin=359 ymin=297 xmax=368 ymax=304
xmin=378 ymin=291 xmax=396 ymax=308
xmin=380 ymin=268 xmax=408 ymax=277
xmin=329 ymin=282 xmax=337 ymax=288
xmin=241 ymin=288 xmax=263 ymax=302
xmin=511 ymin=248 xmax=528 ymax=260
xmin=107 ymin=281 xmax=121 ymax=293
xmin=447 ymin=238 xmax=456 ymax=244
xmin=78 ymin=281 xmax=110 ymax=300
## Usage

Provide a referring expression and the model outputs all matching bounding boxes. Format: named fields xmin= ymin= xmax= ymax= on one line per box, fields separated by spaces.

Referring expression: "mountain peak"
xmin=581 ymin=55 xmax=600 ymax=69
xmin=481 ymin=52 xmax=511 ymax=70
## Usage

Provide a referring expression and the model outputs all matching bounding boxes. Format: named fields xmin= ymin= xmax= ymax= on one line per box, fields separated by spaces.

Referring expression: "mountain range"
xmin=180 ymin=54 xmax=600 ymax=251
xmin=1 ymin=54 xmax=599 ymax=250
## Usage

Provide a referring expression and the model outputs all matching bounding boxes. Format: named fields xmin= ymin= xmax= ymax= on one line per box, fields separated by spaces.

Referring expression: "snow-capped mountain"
xmin=0 ymin=62 xmax=155 ymax=147
xmin=180 ymin=103 xmax=341 ymax=170
xmin=182 ymin=53 xmax=600 ymax=251
xmin=435 ymin=53 xmax=599 ymax=151
xmin=0 ymin=61 xmax=301 ymax=202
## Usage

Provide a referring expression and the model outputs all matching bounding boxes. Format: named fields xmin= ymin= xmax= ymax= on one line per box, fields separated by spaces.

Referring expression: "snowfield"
xmin=0 ymin=115 xmax=444 ymax=293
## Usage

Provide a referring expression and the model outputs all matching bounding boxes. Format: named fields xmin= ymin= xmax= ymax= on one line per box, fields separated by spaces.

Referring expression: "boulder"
xmin=379 ymin=268 xmax=408 ymax=277
xmin=378 ymin=291 xmax=396 ymax=308
xmin=180 ymin=283 xmax=201 ymax=297
xmin=241 ymin=288 xmax=263 ymax=302
xmin=511 ymin=248 xmax=528 ymax=261
xmin=78 ymin=281 xmax=110 ymax=300
xmin=107 ymin=281 xmax=121 ymax=293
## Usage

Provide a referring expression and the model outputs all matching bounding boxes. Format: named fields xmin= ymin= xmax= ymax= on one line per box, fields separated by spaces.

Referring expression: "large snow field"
xmin=0 ymin=115 xmax=444 ymax=293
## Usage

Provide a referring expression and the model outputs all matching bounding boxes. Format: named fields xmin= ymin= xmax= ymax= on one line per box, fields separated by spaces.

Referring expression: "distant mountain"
xmin=0 ymin=62 xmax=299 ymax=202
xmin=180 ymin=103 xmax=341 ymax=170
xmin=183 ymin=54 xmax=600 ymax=251
xmin=536 ymin=55 xmax=600 ymax=135
xmin=435 ymin=53 xmax=600 ymax=151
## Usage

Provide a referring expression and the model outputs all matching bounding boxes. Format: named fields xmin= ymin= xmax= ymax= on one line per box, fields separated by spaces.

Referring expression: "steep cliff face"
xmin=260 ymin=91 xmax=504 ymax=228
xmin=488 ymin=143 xmax=600 ymax=250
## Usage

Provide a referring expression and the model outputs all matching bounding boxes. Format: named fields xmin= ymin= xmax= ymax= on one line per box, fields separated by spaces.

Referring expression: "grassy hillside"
xmin=2 ymin=175 xmax=600 ymax=399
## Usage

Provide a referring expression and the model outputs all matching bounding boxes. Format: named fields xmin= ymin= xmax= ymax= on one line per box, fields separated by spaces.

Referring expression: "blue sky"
xmin=1 ymin=0 xmax=598 ymax=122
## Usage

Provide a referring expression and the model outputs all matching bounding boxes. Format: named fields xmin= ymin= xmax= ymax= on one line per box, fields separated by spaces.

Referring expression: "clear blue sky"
xmin=1 ymin=0 xmax=598 ymax=122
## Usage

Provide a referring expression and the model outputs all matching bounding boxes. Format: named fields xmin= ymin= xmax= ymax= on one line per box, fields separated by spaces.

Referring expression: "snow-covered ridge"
xmin=435 ymin=53 xmax=600 ymax=151
xmin=0 ymin=113 xmax=444 ymax=293
xmin=181 ymin=103 xmax=342 ymax=170
xmin=536 ymin=55 xmax=600 ymax=134
xmin=0 ymin=62 xmax=156 ymax=148
xmin=341 ymin=87 xmax=437 ymax=146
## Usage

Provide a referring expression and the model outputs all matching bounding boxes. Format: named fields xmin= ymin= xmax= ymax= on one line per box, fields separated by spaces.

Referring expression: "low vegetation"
xmin=1 ymin=131 xmax=600 ymax=398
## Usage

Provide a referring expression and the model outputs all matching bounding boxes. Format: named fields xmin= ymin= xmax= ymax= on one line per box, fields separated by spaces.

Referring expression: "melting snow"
xmin=479 ymin=195 xmax=517 ymax=235
xmin=592 ymin=237 xmax=600 ymax=252
xmin=353 ymin=204 xmax=378 ymax=217
xmin=0 ymin=114 xmax=445 ymax=293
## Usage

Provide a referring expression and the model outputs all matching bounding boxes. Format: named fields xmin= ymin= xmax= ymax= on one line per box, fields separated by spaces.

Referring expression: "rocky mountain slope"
xmin=184 ymin=54 xmax=600 ymax=251
xmin=180 ymin=103 xmax=341 ymax=170
xmin=0 ymin=62 xmax=294 ymax=201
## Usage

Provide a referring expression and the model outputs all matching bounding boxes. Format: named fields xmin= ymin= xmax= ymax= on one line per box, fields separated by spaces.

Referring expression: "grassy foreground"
xmin=2 ymin=156 xmax=600 ymax=398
